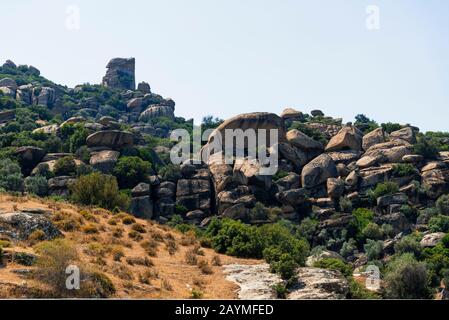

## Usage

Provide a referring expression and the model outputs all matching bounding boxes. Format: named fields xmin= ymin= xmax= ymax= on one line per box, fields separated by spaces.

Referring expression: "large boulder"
xmin=421 ymin=163 xmax=449 ymax=199
xmin=0 ymin=110 xmax=15 ymax=123
xmin=0 ymin=211 xmax=62 ymax=241
xmin=325 ymin=126 xmax=362 ymax=152
xmin=278 ymin=142 xmax=310 ymax=169
xmin=15 ymin=146 xmax=46 ymax=175
xmin=420 ymin=232 xmax=446 ymax=248
xmin=357 ymin=141 xmax=412 ymax=167
xmin=86 ymin=130 xmax=133 ymax=149
xmin=130 ymin=196 xmax=153 ymax=219
xmin=362 ymin=127 xmax=385 ymax=150
xmin=102 ymin=57 xmax=135 ymax=90
xmin=390 ymin=127 xmax=417 ymax=144
xmin=89 ymin=150 xmax=120 ymax=173
xmin=301 ymin=154 xmax=338 ymax=189
xmin=205 ymin=112 xmax=286 ymax=155
xmin=288 ymin=267 xmax=349 ymax=299
xmin=176 ymin=179 xmax=211 ymax=214
xmin=233 ymin=158 xmax=272 ymax=190
xmin=327 ymin=178 xmax=345 ymax=199
xmin=286 ymin=129 xmax=323 ymax=150
xmin=216 ymin=186 xmax=256 ymax=214
xmin=139 ymin=105 xmax=174 ymax=121
xmin=281 ymin=108 xmax=304 ymax=124
xmin=275 ymin=188 xmax=307 ymax=206
xmin=137 ymin=81 xmax=151 ymax=94
xmin=0 ymin=77 xmax=17 ymax=90
xmin=16 ymin=84 xmax=33 ymax=104
xmin=33 ymin=87 xmax=56 ymax=106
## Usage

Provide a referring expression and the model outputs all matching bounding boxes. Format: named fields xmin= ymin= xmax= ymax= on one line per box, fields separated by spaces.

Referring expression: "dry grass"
xmin=0 ymin=194 xmax=260 ymax=299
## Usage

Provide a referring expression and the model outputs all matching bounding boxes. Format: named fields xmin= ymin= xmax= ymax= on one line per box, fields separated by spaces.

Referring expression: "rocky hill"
xmin=1 ymin=58 xmax=449 ymax=299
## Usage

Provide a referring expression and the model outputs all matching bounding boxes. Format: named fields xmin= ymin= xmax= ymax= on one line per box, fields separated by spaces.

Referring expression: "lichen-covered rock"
xmin=139 ymin=105 xmax=175 ymax=121
xmin=0 ymin=211 xmax=62 ymax=241
xmin=420 ymin=232 xmax=446 ymax=248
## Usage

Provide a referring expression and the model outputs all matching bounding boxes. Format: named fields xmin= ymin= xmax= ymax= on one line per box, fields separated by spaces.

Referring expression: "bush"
xmin=442 ymin=234 xmax=449 ymax=249
xmin=70 ymin=172 xmax=130 ymax=210
xmin=296 ymin=218 xmax=318 ymax=242
xmin=0 ymin=158 xmax=24 ymax=191
xmin=351 ymin=208 xmax=374 ymax=237
xmin=364 ymin=239 xmax=384 ymax=261
xmin=209 ymin=219 xmax=264 ymax=258
xmin=436 ymin=195 xmax=449 ymax=216
xmin=361 ymin=223 xmax=384 ymax=240
xmin=392 ymin=164 xmax=418 ymax=177
xmin=429 ymin=215 xmax=449 ymax=233
xmin=113 ymin=156 xmax=151 ymax=188
xmin=33 ymin=239 xmax=79 ymax=297
xmin=340 ymin=239 xmax=357 ymax=258
xmin=384 ymin=253 xmax=430 ymax=299
xmin=372 ymin=182 xmax=399 ymax=198
xmin=394 ymin=235 xmax=421 ymax=257
xmin=413 ymin=137 xmax=439 ymax=160
xmin=158 ymin=164 xmax=181 ymax=182
xmin=348 ymin=278 xmax=381 ymax=299
xmin=339 ymin=197 xmax=353 ymax=213
xmin=54 ymin=156 xmax=76 ymax=176
xmin=269 ymin=253 xmax=298 ymax=280
xmin=24 ymin=175 xmax=48 ymax=196
xmin=314 ymin=258 xmax=352 ymax=277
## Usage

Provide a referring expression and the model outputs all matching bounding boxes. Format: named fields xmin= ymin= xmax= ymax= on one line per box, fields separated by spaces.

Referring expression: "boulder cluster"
xmin=1 ymin=57 xmax=449 ymax=273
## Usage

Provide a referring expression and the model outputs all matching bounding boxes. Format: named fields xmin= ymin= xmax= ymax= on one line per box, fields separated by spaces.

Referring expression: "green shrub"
xmin=271 ymin=282 xmax=288 ymax=299
xmin=339 ymin=197 xmax=353 ymax=213
xmin=364 ymin=239 xmax=384 ymax=261
xmin=428 ymin=215 xmax=449 ymax=233
xmin=348 ymin=277 xmax=381 ymax=299
xmin=296 ymin=218 xmax=318 ymax=242
xmin=436 ymin=195 xmax=449 ymax=216
xmin=0 ymin=158 xmax=24 ymax=191
xmin=54 ymin=156 xmax=76 ymax=176
xmin=113 ymin=156 xmax=151 ymax=188
xmin=394 ymin=235 xmax=421 ymax=257
xmin=24 ymin=175 xmax=48 ymax=196
xmin=413 ymin=137 xmax=439 ymax=160
xmin=70 ymin=172 xmax=130 ymax=210
xmin=442 ymin=234 xmax=449 ymax=249
xmin=381 ymin=122 xmax=402 ymax=134
xmin=350 ymin=208 xmax=374 ymax=237
xmin=392 ymin=164 xmax=418 ymax=177
xmin=340 ymin=238 xmax=357 ymax=258
xmin=400 ymin=205 xmax=418 ymax=222
xmin=384 ymin=253 xmax=430 ymax=299
xmin=361 ymin=223 xmax=384 ymax=240
xmin=314 ymin=258 xmax=352 ymax=277
xmin=372 ymin=182 xmax=399 ymax=198
xmin=158 ymin=164 xmax=181 ymax=182
xmin=208 ymin=218 xmax=264 ymax=258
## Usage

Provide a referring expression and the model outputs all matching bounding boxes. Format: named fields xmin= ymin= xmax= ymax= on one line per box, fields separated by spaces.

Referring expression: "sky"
xmin=1 ymin=0 xmax=448 ymax=132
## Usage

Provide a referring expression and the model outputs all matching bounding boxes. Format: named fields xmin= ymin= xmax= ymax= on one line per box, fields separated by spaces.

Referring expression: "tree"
xmin=0 ymin=158 xmax=24 ymax=192
xmin=436 ymin=195 xmax=449 ymax=215
xmin=113 ymin=156 xmax=151 ymax=188
xmin=70 ymin=172 xmax=130 ymax=210
xmin=24 ymin=175 xmax=48 ymax=196
xmin=384 ymin=253 xmax=430 ymax=299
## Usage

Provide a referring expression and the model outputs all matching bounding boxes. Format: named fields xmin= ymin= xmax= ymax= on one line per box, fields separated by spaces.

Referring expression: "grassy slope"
xmin=0 ymin=194 xmax=260 ymax=299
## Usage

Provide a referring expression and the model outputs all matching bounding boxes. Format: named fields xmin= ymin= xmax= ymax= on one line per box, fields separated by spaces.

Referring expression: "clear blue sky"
xmin=1 ymin=0 xmax=448 ymax=132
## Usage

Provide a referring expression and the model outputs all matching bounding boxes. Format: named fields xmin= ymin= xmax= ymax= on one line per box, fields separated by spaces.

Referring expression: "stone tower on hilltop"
xmin=102 ymin=57 xmax=135 ymax=90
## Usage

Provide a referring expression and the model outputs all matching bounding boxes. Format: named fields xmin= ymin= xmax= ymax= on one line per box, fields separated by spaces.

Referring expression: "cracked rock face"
xmin=102 ymin=58 xmax=135 ymax=90
xmin=223 ymin=264 xmax=348 ymax=300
